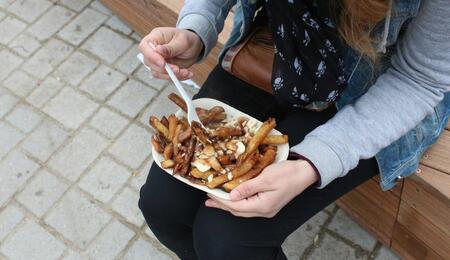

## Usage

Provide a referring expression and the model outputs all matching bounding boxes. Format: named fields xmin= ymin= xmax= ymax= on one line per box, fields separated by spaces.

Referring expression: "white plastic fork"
xmin=137 ymin=44 xmax=202 ymax=126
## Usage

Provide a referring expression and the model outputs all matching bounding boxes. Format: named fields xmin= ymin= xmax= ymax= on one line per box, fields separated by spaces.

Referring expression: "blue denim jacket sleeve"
xmin=176 ymin=0 xmax=236 ymax=61
xmin=292 ymin=0 xmax=450 ymax=188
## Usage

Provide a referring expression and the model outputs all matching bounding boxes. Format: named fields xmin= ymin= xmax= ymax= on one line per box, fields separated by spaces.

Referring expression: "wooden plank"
xmin=391 ymin=223 xmax=444 ymax=260
xmin=371 ymin=175 xmax=403 ymax=198
xmin=100 ymin=0 xmax=233 ymax=84
xmin=421 ymin=130 xmax=450 ymax=175
xmin=337 ymin=179 xmax=401 ymax=246
xmin=413 ymin=165 xmax=450 ymax=203
xmin=397 ymin=201 xmax=450 ymax=258
xmin=402 ymin=177 xmax=450 ymax=239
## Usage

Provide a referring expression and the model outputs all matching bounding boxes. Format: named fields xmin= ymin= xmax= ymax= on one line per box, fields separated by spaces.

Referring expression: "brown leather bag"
xmin=221 ymin=24 xmax=275 ymax=94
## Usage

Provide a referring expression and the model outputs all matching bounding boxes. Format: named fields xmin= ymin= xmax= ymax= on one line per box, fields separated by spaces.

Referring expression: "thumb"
xmin=156 ymin=37 xmax=187 ymax=59
xmin=230 ymin=177 xmax=265 ymax=201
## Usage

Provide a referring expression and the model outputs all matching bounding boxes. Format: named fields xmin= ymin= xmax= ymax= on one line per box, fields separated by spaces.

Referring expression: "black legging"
xmin=139 ymin=65 xmax=378 ymax=260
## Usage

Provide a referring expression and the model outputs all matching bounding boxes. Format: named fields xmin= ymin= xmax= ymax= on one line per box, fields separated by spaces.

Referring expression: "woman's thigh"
xmin=191 ymin=104 xmax=379 ymax=259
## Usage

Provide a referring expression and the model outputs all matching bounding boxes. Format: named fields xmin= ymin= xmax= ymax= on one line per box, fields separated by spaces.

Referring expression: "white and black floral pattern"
xmin=264 ymin=0 xmax=346 ymax=110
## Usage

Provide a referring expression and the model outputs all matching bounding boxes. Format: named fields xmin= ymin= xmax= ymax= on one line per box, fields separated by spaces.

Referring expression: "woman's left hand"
xmin=205 ymin=160 xmax=318 ymax=218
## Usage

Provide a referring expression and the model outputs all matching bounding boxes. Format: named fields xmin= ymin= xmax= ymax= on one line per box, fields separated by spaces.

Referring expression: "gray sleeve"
xmin=176 ymin=0 xmax=236 ymax=61
xmin=291 ymin=0 xmax=450 ymax=188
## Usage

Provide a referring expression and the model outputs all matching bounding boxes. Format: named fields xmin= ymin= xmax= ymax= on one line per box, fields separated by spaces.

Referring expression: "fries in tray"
xmin=150 ymin=93 xmax=289 ymax=199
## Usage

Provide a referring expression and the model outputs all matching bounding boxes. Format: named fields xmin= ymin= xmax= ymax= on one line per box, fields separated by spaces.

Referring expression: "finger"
xmin=140 ymin=42 xmax=166 ymax=69
xmin=156 ymin=36 xmax=188 ymax=59
xmin=208 ymin=194 xmax=261 ymax=213
xmin=151 ymin=71 xmax=171 ymax=80
xmin=229 ymin=176 xmax=268 ymax=201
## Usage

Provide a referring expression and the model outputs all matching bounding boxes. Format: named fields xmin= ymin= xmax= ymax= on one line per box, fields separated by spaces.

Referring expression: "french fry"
xmin=179 ymin=117 xmax=190 ymax=130
xmin=168 ymin=115 xmax=178 ymax=140
xmin=163 ymin=143 xmax=173 ymax=160
xmin=161 ymin=159 xmax=175 ymax=169
xmin=151 ymin=135 xmax=164 ymax=153
xmin=210 ymin=127 xmax=243 ymax=138
xmin=237 ymin=118 xmax=276 ymax=164
xmin=178 ymin=128 xmax=192 ymax=143
xmin=201 ymin=106 xmax=226 ymax=125
xmin=208 ymin=156 xmax=224 ymax=172
xmin=161 ymin=116 xmax=169 ymax=128
xmin=222 ymin=147 xmax=276 ymax=191
xmin=173 ymin=124 xmax=182 ymax=155
xmin=168 ymin=93 xmax=187 ymax=112
xmin=207 ymin=152 xmax=258 ymax=189
xmin=191 ymin=121 xmax=211 ymax=144
xmin=190 ymin=168 xmax=216 ymax=180
xmin=149 ymin=116 xmax=170 ymax=140
xmin=174 ymin=136 xmax=197 ymax=176
xmin=217 ymin=155 xmax=233 ymax=165
xmin=262 ymin=135 xmax=289 ymax=145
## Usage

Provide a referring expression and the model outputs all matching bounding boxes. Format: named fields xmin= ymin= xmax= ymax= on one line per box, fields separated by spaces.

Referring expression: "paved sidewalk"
xmin=0 ymin=1 xmax=400 ymax=259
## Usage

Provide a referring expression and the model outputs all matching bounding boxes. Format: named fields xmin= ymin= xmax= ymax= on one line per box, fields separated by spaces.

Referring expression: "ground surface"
xmin=0 ymin=1 xmax=400 ymax=259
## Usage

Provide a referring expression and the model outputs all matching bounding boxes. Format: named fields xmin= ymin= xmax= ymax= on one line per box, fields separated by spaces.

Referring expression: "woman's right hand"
xmin=139 ymin=27 xmax=204 ymax=80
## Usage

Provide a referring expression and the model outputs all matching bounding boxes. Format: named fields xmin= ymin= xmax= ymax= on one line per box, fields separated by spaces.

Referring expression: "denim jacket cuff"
xmin=177 ymin=13 xmax=217 ymax=62
xmin=291 ymin=137 xmax=344 ymax=189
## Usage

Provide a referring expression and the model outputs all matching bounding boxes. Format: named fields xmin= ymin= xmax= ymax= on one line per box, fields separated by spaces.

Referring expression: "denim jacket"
xmin=177 ymin=0 xmax=450 ymax=191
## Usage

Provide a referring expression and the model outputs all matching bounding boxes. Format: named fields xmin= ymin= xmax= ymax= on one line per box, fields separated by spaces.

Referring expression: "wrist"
xmin=293 ymin=160 xmax=319 ymax=188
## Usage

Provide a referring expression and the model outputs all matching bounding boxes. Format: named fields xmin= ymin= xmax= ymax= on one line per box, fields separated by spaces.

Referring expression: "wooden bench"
xmin=101 ymin=1 xmax=450 ymax=258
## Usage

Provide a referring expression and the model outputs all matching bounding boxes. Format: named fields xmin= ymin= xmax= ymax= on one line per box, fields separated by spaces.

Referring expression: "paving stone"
xmin=107 ymin=79 xmax=156 ymax=118
xmin=115 ymin=44 xmax=140 ymax=74
xmin=375 ymin=246 xmax=400 ymax=260
xmin=0 ymin=219 xmax=66 ymax=260
xmin=27 ymin=5 xmax=75 ymax=41
xmin=5 ymin=104 xmax=43 ymax=133
xmin=0 ymin=150 xmax=39 ymax=207
xmin=2 ymin=70 xmax=38 ymax=97
xmin=17 ymin=170 xmax=68 ymax=217
xmin=82 ymin=26 xmax=133 ymax=63
xmin=79 ymin=156 xmax=132 ymax=203
xmin=309 ymin=233 xmax=364 ymax=260
xmin=85 ymin=220 xmax=135 ymax=259
xmin=58 ymin=8 xmax=108 ymax=46
xmin=26 ymin=76 xmax=64 ymax=108
xmin=0 ymin=204 xmax=24 ymax=241
xmin=45 ymin=189 xmax=111 ymax=248
xmin=0 ymin=16 xmax=27 ymax=45
xmin=112 ymin=187 xmax=145 ymax=227
xmin=123 ymin=238 xmax=171 ymax=260
xmin=8 ymin=33 xmax=41 ymax=57
xmin=79 ymin=64 xmax=126 ymax=101
xmin=0 ymin=122 xmax=25 ymax=159
xmin=135 ymin=65 xmax=168 ymax=90
xmin=282 ymin=211 xmax=328 ymax=259
xmin=329 ymin=209 xmax=377 ymax=251
xmin=0 ymin=10 xmax=5 ymax=20
xmin=0 ymin=0 xmax=14 ymax=8
xmin=89 ymin=107 xmax=129 ymax=138
xmin=62 ymin=250 xmax=83 ymax=260
xmin=23 ymin=38 xmax=73 ymax=79
xmin=7 ymin=0 xmax=52 ymax=23
xmin=130 ymin=31 xmax=141 ymax=42
xmin=0 ymin=90 xmax=18 ymax=118
xmin=139 ymin=84 xmax=183 ymax=125
xmin=54 ymin=51 xmax=99 ymax=86
xmin=129 ymin=159 xmax=152 ymax=191
xmin=0 ymin=49 xmax=23 ymax=81
xmin=21 ymin=119 xmax=69 ymax=162
xmin=48 ymin=128 xmax=109 ymax=181
xmin=59 ymin=0 xmax=91 ymax=12
xmin=43 ymin=87 xmax=99 ymax=130
xmin=106 ymin=15 xmax=132 ymax=35
xmin=109 ymin=124 xmax=151 ymax=169
xmin=89 ymin=0 xmax=111 ymax=16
